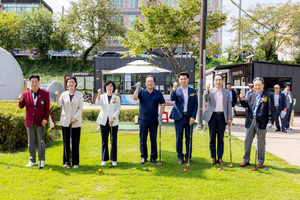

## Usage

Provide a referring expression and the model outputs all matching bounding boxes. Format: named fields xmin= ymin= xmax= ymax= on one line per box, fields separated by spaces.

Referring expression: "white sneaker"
xmin=38 ymin=161 xmax=45 ymax=168
xmin=73 ymin=165 xmax=79 ymax=168
xmin=112 ymin=161 xmax=117 ymax=166
xmin=63 ymin=163 xmax=68 ymax=167
xmin=25 ymin=161 xmax=36 ymax=167
xmin=100 ymin=161 xmax=108 ymax=166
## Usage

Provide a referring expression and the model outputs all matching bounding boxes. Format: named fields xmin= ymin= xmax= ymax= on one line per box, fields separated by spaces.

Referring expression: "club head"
xmin=37 ymin=166 xmax=43 ymax=170
xmin=186 ymin=164 xmax=191 ymax=166
xmin=157 ymin=162 xmax=162 ymax=165
xmin=228 ymin=164 xmax=233 ymax=168
xmin=252 ymin=168 xmax=257 ymax=171
xmin=66 ymin=166 xmax=71 ymax=169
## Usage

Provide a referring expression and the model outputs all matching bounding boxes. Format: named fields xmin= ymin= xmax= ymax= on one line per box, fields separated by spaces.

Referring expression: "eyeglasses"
xmin=146 ymin=81 xmax=154 ymax=84
xmin=214 ymin=79 xmax=223 ymax=82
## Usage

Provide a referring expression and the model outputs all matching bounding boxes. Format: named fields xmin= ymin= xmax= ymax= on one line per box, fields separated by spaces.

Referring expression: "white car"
xmin=175 ymin=52 xmax=196 ymax=58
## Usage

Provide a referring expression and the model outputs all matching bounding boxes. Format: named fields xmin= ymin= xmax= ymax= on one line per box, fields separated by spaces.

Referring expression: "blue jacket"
xmin=170 ymin=86 xmax=198 ymax=120
xmin=274 ymin=92 xmax=286 ymax=111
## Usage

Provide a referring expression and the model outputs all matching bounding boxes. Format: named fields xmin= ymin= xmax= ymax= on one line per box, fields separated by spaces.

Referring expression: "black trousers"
xmin=274 ymin=107 xmax=285 ymax=131
xmin=100 ymin=120 xmax=118 ymax=162
xmin=62 ymin=126 xmax=81 ymax=165
xmin=139 ymin=119 xmax=158 ymax=160
xmin=208 ymin=113 xmax=226 ymax=159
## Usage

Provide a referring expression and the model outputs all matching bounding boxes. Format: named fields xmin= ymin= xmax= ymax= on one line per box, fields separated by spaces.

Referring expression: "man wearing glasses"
xmin=202 ymin=74 xmax=232 ymax=165
xmin=133 ymin=75 xmax=165 ymax=164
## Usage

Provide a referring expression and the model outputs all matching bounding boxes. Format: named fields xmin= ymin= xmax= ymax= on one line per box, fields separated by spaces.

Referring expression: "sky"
xmin=47 ymin=0 xmax=298 ymax=54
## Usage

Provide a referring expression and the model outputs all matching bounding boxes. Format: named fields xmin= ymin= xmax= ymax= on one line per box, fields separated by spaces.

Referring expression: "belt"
xmin=214 ymin=112 xmax=223 ymax=114
xmin=252 ymin=116 xmax=256 ymax=119
xmin=275 ymin=106 xmax=279 ymax=108
xmin=183 ymin=112 xmax=187 ymax=115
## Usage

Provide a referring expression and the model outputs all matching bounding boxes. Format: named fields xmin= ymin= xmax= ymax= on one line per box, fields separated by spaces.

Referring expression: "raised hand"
xmin=173 ymin=82 xmax=178 ymax=91
xmin=206 ymin=83 xmax=211 ymax=91
xmin=55 ymin=91 xmax=59 ymax=97
xmin=98 ymin=88 xmax=101 ymax=94
xmin=136 ymin=82 xmax=141 ymax=90
xmin=240 ymin=92 xmax=244 ymax=99
xmin=18 ymin=93 xmax=23 ymax=102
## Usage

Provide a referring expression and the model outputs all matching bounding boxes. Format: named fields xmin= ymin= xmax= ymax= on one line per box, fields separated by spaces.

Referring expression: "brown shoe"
xmin=257 ymin=163 xmax=263 ymax=168
xmin=218 ymin=159 xmax=226 ymax=165
xmin=210 ymin=158 xmax=216 ymax=165
xmin=240 ymin=162 xmax=250 ymax=167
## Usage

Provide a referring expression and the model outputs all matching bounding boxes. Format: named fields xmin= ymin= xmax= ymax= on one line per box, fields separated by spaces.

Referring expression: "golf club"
xmin=38 ymin=126 xmax=45 ymax=169
xmin=109 ymin=125 xmax=115 ymax=168
xmin=228 ymin=125 xmax=233 ymax=168
xmin=67 ymin=124 xmax=72 ymax=169
xmin=186 ymin=124 xmax=193 ymax=166
xmin=157 ymin=122 xmax=162 ymax=165
xmin=254 ymin=122 xmax=259 ymax=171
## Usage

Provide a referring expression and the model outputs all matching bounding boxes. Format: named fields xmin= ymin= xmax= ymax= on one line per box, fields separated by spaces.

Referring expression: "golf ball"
xmin=252 ymin=168 xmax=257 ymax=171
xmin=218 ymin=168 xmax=222 ymax=171
xmin=264 ymin=168 xmax=268 ymax=171
xmin=66 ymin=166 xmax=71 ymax=169
xmin=184 ymin=169 xmax=187 ymax=172
xmin=98 ymin=169 xmax=102 ymax=173
xmin=6 ymin=166 xmax=9 ymax=169
xmin=49 ymin=168 xmax=53 ymax=171
xmin=145 ymin=168 xmax=148 ymax=171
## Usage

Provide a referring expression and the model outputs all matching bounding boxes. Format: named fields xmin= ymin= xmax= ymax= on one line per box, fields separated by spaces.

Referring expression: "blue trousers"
xmin=208 ymin=113 xmax=226 ymax=159
xmin=284 ymin=104 xmax=293 ymax=129
xmin=174 ymin=115 xmax=193 ymax=160
xmin=139 ymin=119 xmax=158 ymax=160
xmin=274 ymin=107 xmax=285 ymax=131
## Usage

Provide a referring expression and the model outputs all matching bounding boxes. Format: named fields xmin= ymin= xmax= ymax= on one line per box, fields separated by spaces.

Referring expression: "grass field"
xmin=1 ymin=121 xmax=300 ymax=199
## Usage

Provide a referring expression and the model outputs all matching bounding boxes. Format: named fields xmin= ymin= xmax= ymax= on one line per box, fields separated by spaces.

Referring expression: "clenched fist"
xmin=98 ymin=88 xmax=101 ymax=94
xmin=173 ymin=82 xmax=178 ymax=91
xmin=18 ymin=93 xmax=23 ymax=102
xmin=240 ymin=92 xmax=244 ymax=99
xmin=55 ymin=91 xmax=59 ymax=97
xmin=206 ymin=83 xmax=211 ymax=92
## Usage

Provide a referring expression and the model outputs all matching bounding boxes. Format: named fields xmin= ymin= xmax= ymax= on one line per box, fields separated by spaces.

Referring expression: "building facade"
xmin=0 ymin=0 xmax=53 ymax=13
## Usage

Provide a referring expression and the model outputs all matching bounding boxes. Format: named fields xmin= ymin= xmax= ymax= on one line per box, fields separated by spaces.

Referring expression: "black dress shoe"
xmin=275 ymin=129 xmax=280 ymax=132
xmin=140 ymin=158 xmax=146 ymax=164
xmin=282 ymin=130 xmax=287 ymax=133
xmin=150 ymin=159 xmax=157 ymax=164
xmin=178 ymin=159 xmax=183 ymax=165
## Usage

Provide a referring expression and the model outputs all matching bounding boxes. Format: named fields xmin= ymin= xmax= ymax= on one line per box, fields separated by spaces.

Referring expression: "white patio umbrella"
xmin=109 ymin=60 xmax=172 ymax=74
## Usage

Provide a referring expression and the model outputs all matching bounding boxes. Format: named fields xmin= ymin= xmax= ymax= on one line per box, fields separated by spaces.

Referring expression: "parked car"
xmin=98 ymin=52 xmax=123 ymax=57
xmin=232 ymin=86 xmax=249 ymax=116
xmin=175 ymin=51 xmax=196 ymax=58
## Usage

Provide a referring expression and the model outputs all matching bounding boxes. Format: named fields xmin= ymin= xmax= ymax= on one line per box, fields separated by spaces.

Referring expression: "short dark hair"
xmin=104 ymin=80 xmax=116 ymax=92
xmin=284 ymin=84 xmax=290 ymax=87
xmin=215 ymin=74 xmax=224 ymax=80
xmin=227 ymin=83 xmax=232 ymax=86
xmin=145 ymin=75 xmax=155 ymax=83
xmin=29 ymin=74 xmax=40 ymax=81
xmin=66 ymin=76 xmax=77 ymax=87
xmin=178 ymin=72 xmax=189 ymax=78
xmin=253 ymin=77 xmax=264 ymax=84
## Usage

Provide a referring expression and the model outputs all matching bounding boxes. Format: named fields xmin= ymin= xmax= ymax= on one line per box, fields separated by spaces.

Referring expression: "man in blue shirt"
xmin=273 ymin=84 xmax=287 ymax=132
xmin=133 ymin=75 xmax=165 ymax=164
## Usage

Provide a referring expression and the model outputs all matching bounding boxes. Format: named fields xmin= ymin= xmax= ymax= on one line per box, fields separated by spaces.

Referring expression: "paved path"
xmin=230 ymin=116 xmax=300 ymax=167
xmin=84 ymin=103 xmax=300 ymax=167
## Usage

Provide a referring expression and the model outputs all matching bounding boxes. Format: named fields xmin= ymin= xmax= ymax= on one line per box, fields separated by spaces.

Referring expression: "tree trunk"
xmin=82 ymin=42 xmax=97 ymax=60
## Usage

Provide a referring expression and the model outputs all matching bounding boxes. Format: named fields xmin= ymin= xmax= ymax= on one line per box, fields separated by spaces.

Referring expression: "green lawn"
xmin=1 ymin=121 xmax=300 ymax=199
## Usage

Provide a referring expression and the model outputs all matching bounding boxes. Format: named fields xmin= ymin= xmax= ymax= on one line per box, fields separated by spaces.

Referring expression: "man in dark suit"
xmin=19 ymin=74 xmax=50 ymax=168
xmin=273 ymin=84 xmax=287 ymax=133
xmin=170 ymin=72 xmax=198 ymax=165
xmin=239 ymin=77 xmax=274 ymax=168
xmin=227 ymin=83 xmax=237 ymax=125
xmin=282 ymin=84 xmax=293 ymax=130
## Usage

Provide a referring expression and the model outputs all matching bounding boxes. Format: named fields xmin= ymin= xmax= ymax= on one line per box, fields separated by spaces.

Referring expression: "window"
xmin=208 ymin=0 xmax=212 ymax=8
xmin=114 ymin=0 xmax=124 ymax=8
xmin=2 ymin=4 xmax=40 ymax=13
xmin=207 ymin=37 xmax=212 ymax=43
xmin=129 ymin=0 xmax=139 ymax=8
xmin=129 ymin=15 xmax=137 ymax=26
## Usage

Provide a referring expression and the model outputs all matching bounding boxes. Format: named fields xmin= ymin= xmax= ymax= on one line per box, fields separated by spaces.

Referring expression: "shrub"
xmin=82 ymin=109 xmax=140 ymax=122
xmin=0 ymin=100 xmax=61 ymax=152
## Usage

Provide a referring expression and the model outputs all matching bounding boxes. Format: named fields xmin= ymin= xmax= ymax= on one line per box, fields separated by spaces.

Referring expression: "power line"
xmin=230 ymin=0 xmax=300 ymax=36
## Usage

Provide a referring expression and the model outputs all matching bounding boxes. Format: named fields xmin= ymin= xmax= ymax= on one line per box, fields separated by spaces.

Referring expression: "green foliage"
xmin=0 ymin=11 xmax=20 ymax=50
xmin=82 ymin=109 xmax=140 ymax=122
xmin=18 ymin=8 xmax=54 ymax=58
xmin=121 ymin=0 xmax=228 ymax=73
xmin=16 ymin=57 xmax=94 ymax=85
xmin=0 ymin=101 xmax=61 ymax=152
xmin=65 ymin=0 xmax=126 ymax=60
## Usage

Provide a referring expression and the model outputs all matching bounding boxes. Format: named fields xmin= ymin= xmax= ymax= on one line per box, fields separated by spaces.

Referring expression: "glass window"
xmin=114 ymin=0 xmax=124 ymax=8
xmin=76 ymin=76 xmax=85 ymax=90
xmin=129 ymin=15 xmax=137 ymax=26
xmin=129 ymin=0 xmax=139 ymax=8
xmin=108 ymin=37 xmax=122 ymax=44
xmin=85 ymin=76 xmax=94 ymax=90
xmin=208 ymin=0 xmax=212 ymax=8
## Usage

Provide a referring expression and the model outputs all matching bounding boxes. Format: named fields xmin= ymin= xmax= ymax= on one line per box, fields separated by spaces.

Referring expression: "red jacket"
xmin=19 ymin=89 xmax=50 ymax=127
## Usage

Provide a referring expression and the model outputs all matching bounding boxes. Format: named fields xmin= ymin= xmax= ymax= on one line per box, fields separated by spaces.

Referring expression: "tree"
xmin=19 ymin=7 xmax=54 ymax=58
xmin=229 ymin=1 xmax=299 ymax=61
xmin=0 ymin=11 xmax=20 ymax=50
xmin=65 ymin=0 xmax=126 ymax=60
xmin=120 ymin=0 xmax=228 ymax=74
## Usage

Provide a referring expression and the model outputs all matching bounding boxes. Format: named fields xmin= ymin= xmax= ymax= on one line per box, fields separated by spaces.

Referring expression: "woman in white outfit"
xmin=55 ymin=77 xmax=83 ymax=168
xmin=96 ymin=81 xmax=121 ymax=166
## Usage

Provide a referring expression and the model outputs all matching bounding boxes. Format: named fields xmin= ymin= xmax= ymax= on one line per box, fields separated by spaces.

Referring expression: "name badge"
xmin=41 ymin=101 xmax=44 ymax=105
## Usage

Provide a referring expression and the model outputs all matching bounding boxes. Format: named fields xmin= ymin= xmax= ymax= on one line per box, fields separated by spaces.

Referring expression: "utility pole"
xmin=238 ymin=0 xmax=242 ymax=59
xmin=195 ymin=0 xmax=207 ymax=130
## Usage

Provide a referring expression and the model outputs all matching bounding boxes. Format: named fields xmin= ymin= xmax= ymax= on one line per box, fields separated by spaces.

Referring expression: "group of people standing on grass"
xmin=18 ymin=73 xmax=294 ymax=169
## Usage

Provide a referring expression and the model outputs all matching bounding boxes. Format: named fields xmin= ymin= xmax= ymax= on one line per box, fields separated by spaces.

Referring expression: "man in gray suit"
xmin=202 ymin=74 xmax=232 ymax=165
xmin=282 ymin=84 xmax=293 ymax=130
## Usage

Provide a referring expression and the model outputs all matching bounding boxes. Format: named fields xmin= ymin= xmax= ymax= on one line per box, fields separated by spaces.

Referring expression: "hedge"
xmin=82 ymin=109 xmax=140 ymax=122
xmin=0 ymin=100 xmax=61 ymax=152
